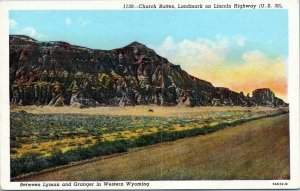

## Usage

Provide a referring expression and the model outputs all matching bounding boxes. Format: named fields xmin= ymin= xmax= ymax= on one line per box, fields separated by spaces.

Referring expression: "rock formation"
xmin=252 ymin=88 xmax=286 ymax=107
xmin=9 ymin=35 xmax=288 ymax=107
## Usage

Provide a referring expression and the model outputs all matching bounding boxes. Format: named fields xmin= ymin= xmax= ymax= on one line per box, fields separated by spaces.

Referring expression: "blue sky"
xmin=9 ymin=10 xmax=288 ymax=100
xmin=9 ymin=10 xmax=287 ymax=55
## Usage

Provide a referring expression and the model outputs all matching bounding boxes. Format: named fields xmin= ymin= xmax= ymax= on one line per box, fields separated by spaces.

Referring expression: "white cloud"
xmin=233 ymin=36 xmax=246 ymax=47
xmin=153 ymin=36 xmax=177 ymax=61
xmin=65 ymin=18 xmax=72 ymax=25
xmin=242 ymin=50 xmax=267 ymax=64
xmin=64 ymin=18 xmax=89 ymax=26
xmin=9 ymin=19 xmax=18 ymax=29
xmin=9 ymin=19 xmax=47 ymax=40
xmin=150 ymin=36 xmax=287 ymax=100
xmin=77 ymin=18 xmax=89 ymax=26
xmin=151 ymin=35 xmax=232 ymax=68
xmin=19 ymin=26 xmax=47 ymax=40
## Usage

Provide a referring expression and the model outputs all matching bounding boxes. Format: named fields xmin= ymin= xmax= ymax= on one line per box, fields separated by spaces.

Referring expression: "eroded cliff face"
xmin=9 ymin=35 xmax=287 ymax=108
xmin=252 ymin=88 xmax=286 ymax=107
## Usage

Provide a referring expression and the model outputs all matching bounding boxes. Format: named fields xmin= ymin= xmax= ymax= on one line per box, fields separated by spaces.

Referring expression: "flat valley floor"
xmin=13 ymin=106 xmax=289 ymax=181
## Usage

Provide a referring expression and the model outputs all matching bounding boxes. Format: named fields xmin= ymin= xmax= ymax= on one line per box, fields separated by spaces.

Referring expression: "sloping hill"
xmin=9 ymin=35 xmax=287 ymax=107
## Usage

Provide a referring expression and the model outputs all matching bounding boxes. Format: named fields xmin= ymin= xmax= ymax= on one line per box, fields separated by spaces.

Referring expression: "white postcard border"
xmin=0 ymin=0 xmax=299 ymax=190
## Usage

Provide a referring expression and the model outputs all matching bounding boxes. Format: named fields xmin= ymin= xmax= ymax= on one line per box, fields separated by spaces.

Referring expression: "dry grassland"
xmin=17 ymin=114 xmax=289 ymax=181
xmin=10 ymin=105 xmax=280 ymax=117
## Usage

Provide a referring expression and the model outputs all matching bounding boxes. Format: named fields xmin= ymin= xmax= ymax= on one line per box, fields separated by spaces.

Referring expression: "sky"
xmin=9 ymin=10 xmax=288 ymax=101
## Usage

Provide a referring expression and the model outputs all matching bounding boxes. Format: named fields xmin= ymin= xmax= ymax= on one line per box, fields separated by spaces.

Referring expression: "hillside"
xmin=9 ymin=35 xmax=287 ymax=107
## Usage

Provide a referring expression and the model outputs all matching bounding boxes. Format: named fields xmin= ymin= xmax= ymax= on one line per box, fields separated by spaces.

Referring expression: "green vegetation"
xmin=11 ymin=139 xmax=131 ymax=177
xmin=97 ymin=72 xmax=111 ymax=87
xmin=12 ymin=114 xmax=290 ymax=181
xmin=10 ymin=109 xmax=288 ymax=178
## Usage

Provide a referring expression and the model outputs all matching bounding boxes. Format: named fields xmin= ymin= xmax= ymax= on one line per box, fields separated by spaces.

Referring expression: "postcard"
xmin=0 ymin=0 xmax=299 ymax=190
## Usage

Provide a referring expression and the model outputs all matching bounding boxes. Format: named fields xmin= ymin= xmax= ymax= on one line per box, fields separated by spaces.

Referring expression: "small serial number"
xmin=273 ymin=182 xmax=288 ymax=186
xmin=124 ymin=4 xmax=135 ymax=9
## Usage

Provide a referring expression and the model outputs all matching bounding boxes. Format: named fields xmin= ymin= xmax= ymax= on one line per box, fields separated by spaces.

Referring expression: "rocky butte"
xmin=9 ymin=35 xmax=288 ymax=108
